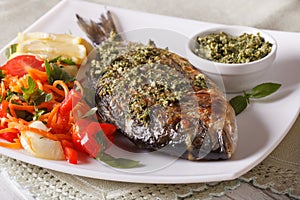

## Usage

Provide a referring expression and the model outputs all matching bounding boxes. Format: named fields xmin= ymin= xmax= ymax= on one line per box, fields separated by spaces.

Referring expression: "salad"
xmin=0 ymin=32 xmax=117 ymax=165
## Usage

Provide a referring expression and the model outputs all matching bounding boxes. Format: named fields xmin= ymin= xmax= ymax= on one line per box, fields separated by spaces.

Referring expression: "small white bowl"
xmin=186 ymin=25 xmax=277 ymax=93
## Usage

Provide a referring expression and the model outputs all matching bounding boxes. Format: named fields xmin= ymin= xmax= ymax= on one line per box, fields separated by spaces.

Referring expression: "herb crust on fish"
xmin=76 ymin=11 xmax=238 ymax=160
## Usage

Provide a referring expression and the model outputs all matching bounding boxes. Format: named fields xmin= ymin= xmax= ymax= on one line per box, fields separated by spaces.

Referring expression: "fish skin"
xmin=76 ymin=12 xmax=238 ymax=160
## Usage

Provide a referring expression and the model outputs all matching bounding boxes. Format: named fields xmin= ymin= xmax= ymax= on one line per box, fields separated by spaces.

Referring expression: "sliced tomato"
xmin=1 ymin=55 xmax=45 ymax=77
xmin=0 ymin=132 xmax=19 ymax=143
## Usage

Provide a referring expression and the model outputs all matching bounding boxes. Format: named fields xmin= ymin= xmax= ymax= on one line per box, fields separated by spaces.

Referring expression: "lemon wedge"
xmin=18 ymin=32 xmax=82 ymax=44
xmin=13 ymin=32 xmax=93 ymax=65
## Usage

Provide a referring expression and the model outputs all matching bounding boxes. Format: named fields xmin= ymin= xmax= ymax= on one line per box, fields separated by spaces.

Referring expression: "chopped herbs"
xmin=33 ymin=107 xmax=47 ymax=121
xmin=194 ymin=32 xmax=272 ymax=64
xmin=45 ymin=60 xmax=75 ymax=84
xmin=93 ymin=43 xmax=209 ymax=125
xmin=21 ymin=76 xmax=53 ymax=106
xmin=194 ymin=74 xmax=207 ymax=89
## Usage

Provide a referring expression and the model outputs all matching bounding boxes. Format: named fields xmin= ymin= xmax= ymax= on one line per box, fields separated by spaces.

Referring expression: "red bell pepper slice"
xmin=64 ymin=146 xmax=78 ymax=164
xmin=52 ymin=89 xmax=82 ymax=134
xmin=0 ymin=100 xmax=9 ymax=118
xmin=0 ymin=131 xmax=19 ymax=143
xmin=61 ymin=139 xmax=78 ymax=164
xmin=76 ymin=121 xmax=117 ymax=158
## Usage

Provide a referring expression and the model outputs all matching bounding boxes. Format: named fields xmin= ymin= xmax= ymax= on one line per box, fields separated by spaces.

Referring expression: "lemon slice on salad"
xmin=11 ymin=32 xmax=92 ymax=65
xmin=18 ymin=32 xmax=82 ymax=44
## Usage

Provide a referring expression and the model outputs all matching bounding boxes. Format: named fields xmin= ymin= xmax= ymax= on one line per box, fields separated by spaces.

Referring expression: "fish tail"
xmin=76 ymin=11 xmax=117 ymax=46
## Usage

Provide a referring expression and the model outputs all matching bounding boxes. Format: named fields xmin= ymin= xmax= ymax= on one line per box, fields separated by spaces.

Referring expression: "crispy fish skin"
xmin=76 ymin=12 xmax=238 ymax=160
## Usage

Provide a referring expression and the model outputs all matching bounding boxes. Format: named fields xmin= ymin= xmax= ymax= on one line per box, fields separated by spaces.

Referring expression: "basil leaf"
xmin=229 ymin=95 xmax=248 ymax=115
xmin=249 ymin=83 xmax=281 ymax=99
xmin=45 ymin=60 xmax=75 ymax=84
xmin=49 ymin=56 xmax=76 ymax=65
xmin=94 ymin=130 xmax=108 ymax=150
xmin=48 ymin=56 xmax=61 ymax=63
xmin=60 ymin=58 xmax=76 ymax=65
xmin=96 ymin=153 xmax=142 ymax=169
xmin=33 ymin=92 xmax=53 ymax=105
xmin=21 ymin=76 xmax=37 ymax=103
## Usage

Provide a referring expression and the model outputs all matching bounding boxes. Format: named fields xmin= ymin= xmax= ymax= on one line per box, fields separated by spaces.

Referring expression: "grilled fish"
xmin=76 ymin=11 xmax=238 ymax=160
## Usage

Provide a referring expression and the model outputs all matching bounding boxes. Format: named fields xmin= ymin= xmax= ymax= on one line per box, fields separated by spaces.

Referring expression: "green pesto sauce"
xmin=194 ymin=32 xmax=272 ymax=64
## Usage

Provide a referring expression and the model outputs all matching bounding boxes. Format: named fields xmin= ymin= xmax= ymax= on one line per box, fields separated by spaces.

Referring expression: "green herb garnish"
xmin=21 ymin=76 xmax=53 ymax=105
xmin=49 ymin=56 xmax=76 ymax=65
xmin=92 ymin=130 xmax=141 ymax=169
xmin=0 ymin=69 xmax=6 ymax=81
xmin=45 ymin=60 xmax=75 ymax=84
xmin=4 ymin=44 xmax=17 ymax=59
xmin=96 ymin=152 xmax=142 ymax=169
xmin=33 ymin=107 xmax=46 ymax=121
xmin=229 ymin=82 xmax=281 ymax=115
xmin=5 ymin=90 xmax=18 ymax=101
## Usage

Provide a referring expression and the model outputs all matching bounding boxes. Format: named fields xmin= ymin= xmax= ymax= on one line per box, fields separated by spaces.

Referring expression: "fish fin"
xmin=76 ymin=11 xmax=117 ymax=46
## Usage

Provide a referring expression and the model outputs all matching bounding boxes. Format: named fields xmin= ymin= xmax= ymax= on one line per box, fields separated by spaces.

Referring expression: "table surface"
xmin=0 ymin=0 xmax=299 ymax=199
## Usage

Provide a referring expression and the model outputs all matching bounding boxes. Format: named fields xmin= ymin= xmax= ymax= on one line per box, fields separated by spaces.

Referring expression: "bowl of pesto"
xmin=186 ymin=25 xmax=277 ymax=93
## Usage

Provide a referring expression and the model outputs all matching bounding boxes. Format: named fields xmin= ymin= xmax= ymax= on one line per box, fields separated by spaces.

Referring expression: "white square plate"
xmin=0 ymin=0 xmax=299 ymax=183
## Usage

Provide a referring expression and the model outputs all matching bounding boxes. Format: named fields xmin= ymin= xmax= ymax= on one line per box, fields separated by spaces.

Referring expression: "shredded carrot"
xmin=28 ymin=68 xmax=48 ymax=83
xmin=0 ymin=81 xmax=6 ymax=100
xmin=43 ymin=84 xmax=65 ymax=97
xmin=0 ymin=139 xmax=22 ymax=149
xmin=21 ymin=127 xmax=58 ymax=141
xmin=55 ymin=134 xmax=72 ymax=141
xmin=53 ymin=80 xmax=70 ymax=97
xmin=7 ymin=116 xmax=29 ymax=127
xmin=39 ymin=113 xmax=50 ymax=121
xmin=9 ymin=104 xmax=35 ymax=113
xmin=0 ymin=127 xmax=19 ymax=134
xmin=8 ymin=101 xmax=18 ymax=118
xmin=36 ymin=79 xmax=43 ymax=90
xmin=47 ymin=104 xmax=60 ymax=128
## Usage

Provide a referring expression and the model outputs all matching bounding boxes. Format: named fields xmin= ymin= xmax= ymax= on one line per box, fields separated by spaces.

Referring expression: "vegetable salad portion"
xmin=0 ymin=32 xmax=117 ymax=165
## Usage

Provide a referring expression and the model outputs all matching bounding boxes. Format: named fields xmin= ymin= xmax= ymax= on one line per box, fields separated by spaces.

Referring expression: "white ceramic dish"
xmin=0 ymin=0 xmax=299 ymax=184
xmin=186 ymin=26 xmax=277 ymax=93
